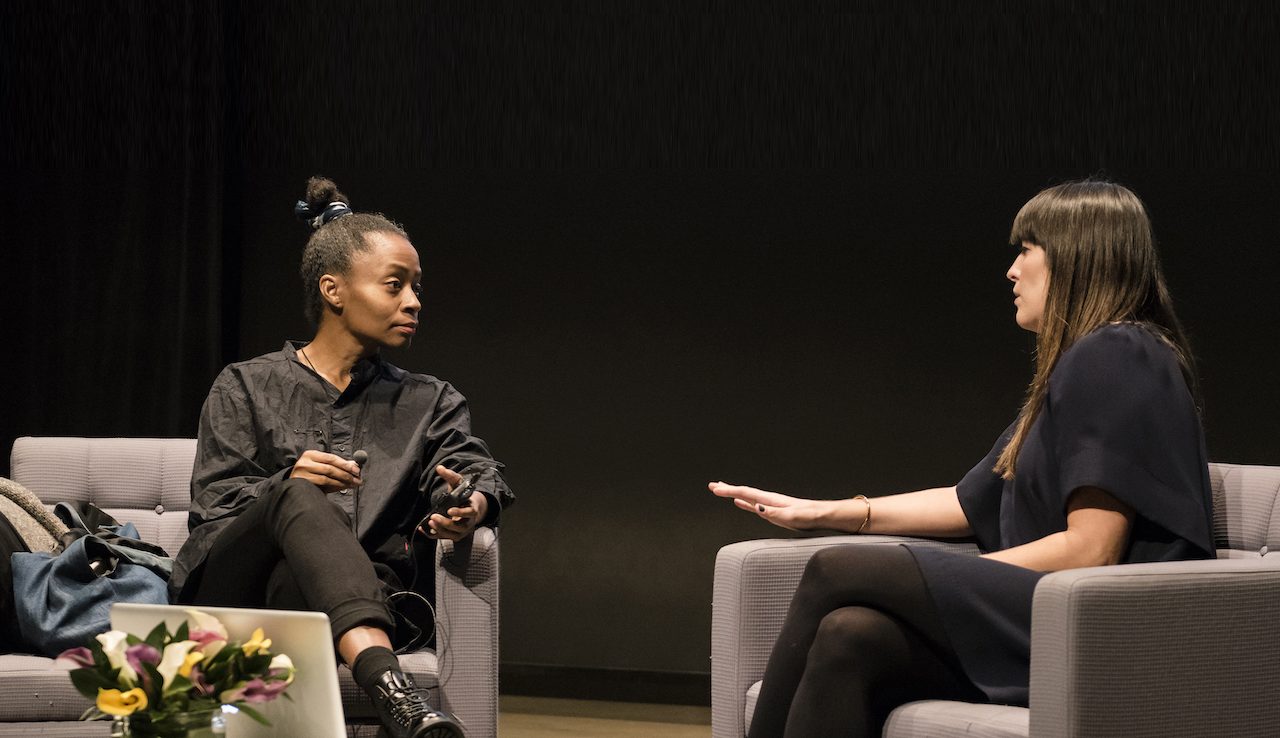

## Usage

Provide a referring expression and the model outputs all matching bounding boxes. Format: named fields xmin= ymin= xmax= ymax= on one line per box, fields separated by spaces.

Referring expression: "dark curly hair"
xmin=297 ymin=176 xmax=409 ymax=326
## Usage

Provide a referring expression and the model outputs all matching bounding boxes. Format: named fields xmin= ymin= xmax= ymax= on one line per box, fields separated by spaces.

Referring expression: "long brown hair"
xmin=994 ymin=180 xmax=1197 ymax=479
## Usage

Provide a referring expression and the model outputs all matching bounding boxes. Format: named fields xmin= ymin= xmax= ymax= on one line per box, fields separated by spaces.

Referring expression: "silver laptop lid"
xmin=111 ymin=602 xmax=345 ymax=738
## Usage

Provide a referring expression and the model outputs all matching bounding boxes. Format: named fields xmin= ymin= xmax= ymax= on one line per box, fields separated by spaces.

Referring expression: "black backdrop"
xmin=5 ymin=3 xmax=1279 ymax=702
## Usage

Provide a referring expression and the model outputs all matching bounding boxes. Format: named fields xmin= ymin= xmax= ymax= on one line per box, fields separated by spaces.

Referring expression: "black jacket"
xmin=170 ymin=342 xmax=514 ymax=600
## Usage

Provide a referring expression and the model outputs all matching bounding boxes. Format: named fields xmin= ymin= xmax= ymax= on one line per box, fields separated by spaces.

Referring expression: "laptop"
xmin=111 ymin=603 xmax=346 ymax=738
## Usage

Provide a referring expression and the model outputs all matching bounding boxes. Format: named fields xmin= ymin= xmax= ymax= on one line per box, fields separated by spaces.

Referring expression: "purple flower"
xmin=125 ymin=644 xmax=160 ymax=673
xmin=189 ymin=665 xmax=216 ymax=697
xmin=221 ymin=678 xmax=290 ymax=704
xmin=55 ymin=647 xmax=95 ymax=669
xmin=189 ymin=629 xmax=222 ymax=647
xmin=125 ymin=644 xmax=160 ymax=691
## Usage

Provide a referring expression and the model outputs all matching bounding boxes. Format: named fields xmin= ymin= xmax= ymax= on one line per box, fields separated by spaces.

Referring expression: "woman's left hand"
xmin=419 ymin=465 xmax=489 ymax=542
xmin=708 ymin=481 xmax=829 ymax=531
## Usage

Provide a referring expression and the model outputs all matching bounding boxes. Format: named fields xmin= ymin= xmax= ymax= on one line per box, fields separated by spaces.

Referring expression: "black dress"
xmin=906 ymin=323 xmax=1215 ymax=705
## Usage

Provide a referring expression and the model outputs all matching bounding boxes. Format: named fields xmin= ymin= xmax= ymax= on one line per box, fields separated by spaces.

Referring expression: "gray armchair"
xmin=0 ymin=437 xmax=499 ymax=738
xmin=712 ymin=462 xmax=1280 ymax=738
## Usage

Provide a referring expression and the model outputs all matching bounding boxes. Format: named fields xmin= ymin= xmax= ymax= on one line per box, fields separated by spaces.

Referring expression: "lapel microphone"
xmin=352 ymin=450 xmax=368 ymax=533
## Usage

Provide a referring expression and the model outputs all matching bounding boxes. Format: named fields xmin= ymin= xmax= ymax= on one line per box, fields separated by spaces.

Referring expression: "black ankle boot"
xmin=368 ymin=669 xmax=464 ymax=738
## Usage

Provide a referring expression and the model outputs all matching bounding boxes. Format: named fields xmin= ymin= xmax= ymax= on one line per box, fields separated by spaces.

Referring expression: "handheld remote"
xmin=430 ymin=472 xmax=476 ymax=517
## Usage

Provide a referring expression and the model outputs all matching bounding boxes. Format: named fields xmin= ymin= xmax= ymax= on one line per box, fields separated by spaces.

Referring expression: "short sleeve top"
xmin=908 ymin=323 xmax=1213 ymax=705
xmin=957 ymin=322 xmax=1214 ymax=562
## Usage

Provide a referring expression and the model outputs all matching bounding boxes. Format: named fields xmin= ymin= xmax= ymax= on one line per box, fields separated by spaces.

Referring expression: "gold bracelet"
xmin=852 ymin=494 xmax=871 ymax=533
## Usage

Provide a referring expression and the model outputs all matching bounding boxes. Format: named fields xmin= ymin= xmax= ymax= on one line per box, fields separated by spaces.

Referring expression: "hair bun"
xmin=295 ymin=176 xmax=353 ymax=230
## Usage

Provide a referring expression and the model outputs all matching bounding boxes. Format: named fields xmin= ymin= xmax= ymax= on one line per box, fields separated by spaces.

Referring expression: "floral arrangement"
xmin=57 ymin=610 xmax=295 ymax=737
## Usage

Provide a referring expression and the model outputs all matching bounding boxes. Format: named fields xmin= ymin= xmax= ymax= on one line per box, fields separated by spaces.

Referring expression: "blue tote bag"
xmin=11 ymin=529 xmax=169 ymax=656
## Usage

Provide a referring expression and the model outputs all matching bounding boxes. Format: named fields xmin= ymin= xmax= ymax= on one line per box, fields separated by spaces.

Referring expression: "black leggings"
xmin=177 ymin=478 xmax=394 ymax=641
xmin=747 ymin=544 xmax=984 ymax=738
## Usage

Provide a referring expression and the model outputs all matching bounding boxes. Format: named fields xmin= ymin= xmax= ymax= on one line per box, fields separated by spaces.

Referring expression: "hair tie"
xmin=294 ymin=199 xmax=353 ymax=230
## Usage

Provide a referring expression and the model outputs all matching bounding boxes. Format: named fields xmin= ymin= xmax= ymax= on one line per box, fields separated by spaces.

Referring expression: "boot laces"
xmin=383 ymin=675 xmax=437 ymax=726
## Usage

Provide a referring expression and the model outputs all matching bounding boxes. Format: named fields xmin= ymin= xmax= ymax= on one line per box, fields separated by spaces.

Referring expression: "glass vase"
xmin=110 ymin=707 xmax=227 ymax=738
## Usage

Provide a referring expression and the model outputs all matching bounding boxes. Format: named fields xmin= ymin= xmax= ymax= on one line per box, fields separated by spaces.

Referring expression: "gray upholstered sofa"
xmin=712 ymin=462 xmax=1280 ymax=738
xmin=1 ymin=436 xmax=499 ymax=738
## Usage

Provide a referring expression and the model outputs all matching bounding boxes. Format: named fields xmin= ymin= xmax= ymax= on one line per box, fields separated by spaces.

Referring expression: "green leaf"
xmin=201 ymin=661 xmax=230 ymax=685
xmin=174 ymin=620 xmax=190 ymax=642
xmin=69 ymin=667 xmax=113 ymax=697
xmin=243 ymin=653 xmax=272 ymax=673
xmin=141 ymin=662 xmax=165 ymax=700
xmin=236 ymin=703 xmax=271 ymax=726
xmin=144 ymin=621 xmax=170 ymax=649
xmin=164 ymin=673 xmax=192 ymax=695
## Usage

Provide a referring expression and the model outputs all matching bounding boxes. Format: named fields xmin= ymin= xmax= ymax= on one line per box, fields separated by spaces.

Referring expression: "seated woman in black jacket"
xmin=173 ymin=177 xmax=514 ymax=738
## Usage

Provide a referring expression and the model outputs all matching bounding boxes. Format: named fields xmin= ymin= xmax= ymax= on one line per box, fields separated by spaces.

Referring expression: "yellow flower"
xmin=179 ymin=650 xmax=203 ymax=679
xmin=241 ymin=628 xmax=272 ymax=656
xmin=97 ymin=687 xmax=147 ymax=716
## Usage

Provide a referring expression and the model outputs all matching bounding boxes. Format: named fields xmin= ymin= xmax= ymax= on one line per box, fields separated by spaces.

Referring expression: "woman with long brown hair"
xmin=710 ymin=180 xmax=1213 ymax=737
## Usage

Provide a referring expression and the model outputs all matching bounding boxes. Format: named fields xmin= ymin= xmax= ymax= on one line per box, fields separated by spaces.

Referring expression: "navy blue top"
xmin=907 ymin=323 xmax=1214 ymax=705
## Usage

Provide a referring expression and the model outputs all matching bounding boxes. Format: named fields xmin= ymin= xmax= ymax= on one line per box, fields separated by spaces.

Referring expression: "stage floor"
xmin=500 ymin=695 xmax=711 ymax=738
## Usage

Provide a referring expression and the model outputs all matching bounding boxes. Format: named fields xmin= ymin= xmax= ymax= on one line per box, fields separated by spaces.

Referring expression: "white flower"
xmin=156 ymin=640 xmax=201 ymax=688
xmin=185 ymin=609 xmax=228 ymax=660
xmin=268 ymin=653 xmax=296 ymax=685
xmin=185 ymin=609 xmax=228 ymax=640
xmin=95 ymin=630 xmax=137 ymax=686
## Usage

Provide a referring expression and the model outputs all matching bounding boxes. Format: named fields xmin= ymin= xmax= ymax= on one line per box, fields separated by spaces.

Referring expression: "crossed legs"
xmin=177 ymin=479 xmax=462 ymax=737
xmin=178 ymin=477 xmax=395 ymax=641
xmin=747 ymin=544 xmax=984 ymax=738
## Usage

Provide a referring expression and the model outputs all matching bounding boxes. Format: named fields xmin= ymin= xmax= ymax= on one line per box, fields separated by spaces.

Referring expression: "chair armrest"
xmin=711 ymin=535 xmax=979 ymax=738
xmin=1029 ymin=556 xmax=1280 ymax=738
xmin=435 ymin=526 xmax=499 ymax=738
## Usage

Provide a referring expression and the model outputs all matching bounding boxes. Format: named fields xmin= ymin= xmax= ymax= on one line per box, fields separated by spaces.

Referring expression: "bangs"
xmin=1008 ymin=192 xmax=1050 ymax=248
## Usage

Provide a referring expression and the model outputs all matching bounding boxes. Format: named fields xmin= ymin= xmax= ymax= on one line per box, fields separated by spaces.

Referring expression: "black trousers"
xmin=176 ymin=478 xmax=395 ymax=641
xmin=747 ymin=544 xmax=985 ymax=738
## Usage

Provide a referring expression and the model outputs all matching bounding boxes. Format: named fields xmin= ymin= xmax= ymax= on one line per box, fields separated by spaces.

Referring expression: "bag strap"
xmin=53 ymin=500 xmax=117 ymax=532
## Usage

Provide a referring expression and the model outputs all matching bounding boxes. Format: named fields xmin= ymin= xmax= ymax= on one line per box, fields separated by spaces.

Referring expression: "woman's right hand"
xmin=290 ymin=450 xmax=362 ymax=492
xmin=708 ymin=481 xmax=830 ymax=531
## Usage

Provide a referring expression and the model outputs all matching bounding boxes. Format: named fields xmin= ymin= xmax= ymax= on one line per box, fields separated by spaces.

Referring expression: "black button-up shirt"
xmin=171 ymin=342 xmax=514 ymax=597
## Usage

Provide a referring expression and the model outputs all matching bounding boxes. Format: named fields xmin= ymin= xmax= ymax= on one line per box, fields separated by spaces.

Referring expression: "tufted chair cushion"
xmin=10 ymin=437 xmax=197 ymax=556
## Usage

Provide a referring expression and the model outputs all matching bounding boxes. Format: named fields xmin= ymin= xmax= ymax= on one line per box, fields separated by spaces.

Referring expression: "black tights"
xmin=747 ymin=544 xmax=984 ymax=738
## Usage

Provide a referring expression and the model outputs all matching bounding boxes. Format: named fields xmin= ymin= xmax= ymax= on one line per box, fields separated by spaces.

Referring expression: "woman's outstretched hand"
xmin=708 ymin=481 xmax=827 ymax=531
